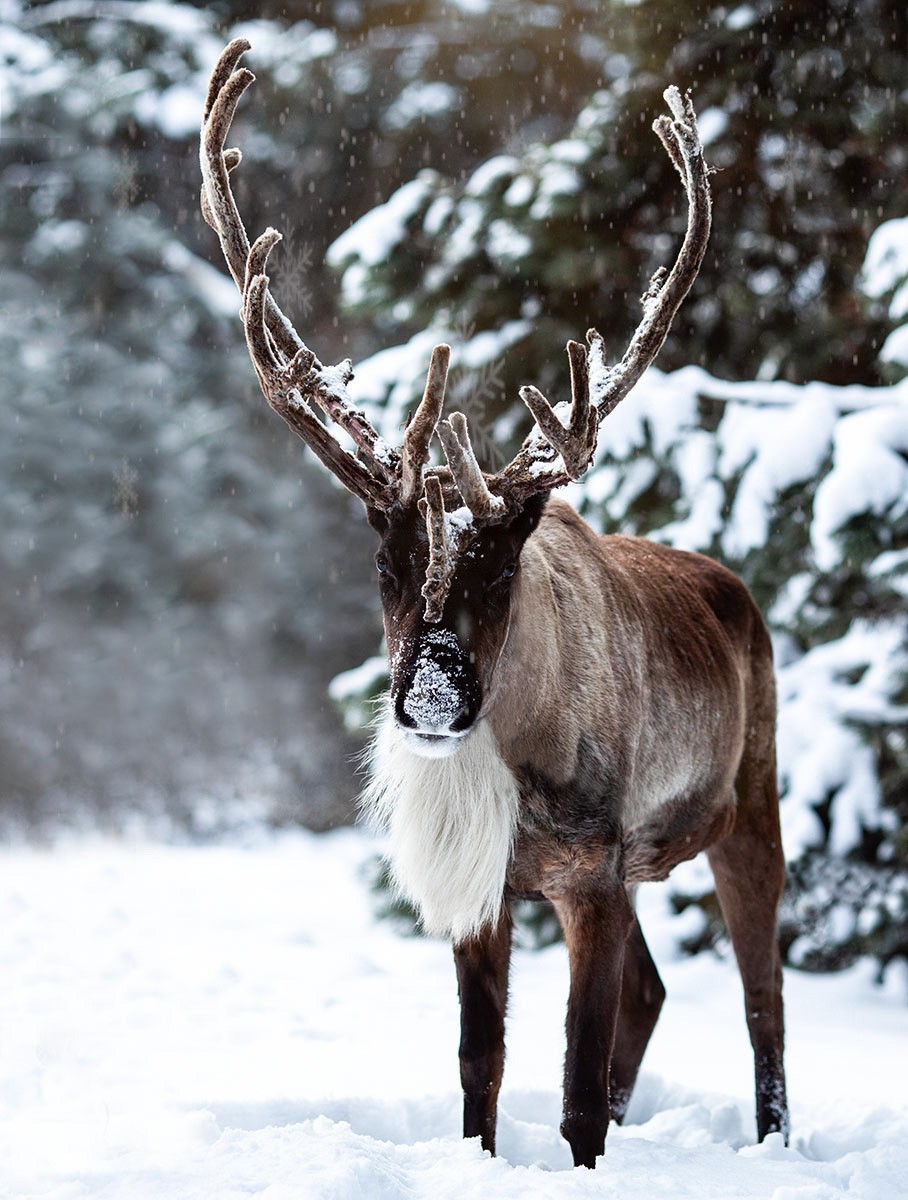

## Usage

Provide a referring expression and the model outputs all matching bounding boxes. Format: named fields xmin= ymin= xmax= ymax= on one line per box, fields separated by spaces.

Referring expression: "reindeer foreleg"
xmin=453 ymin=907 xmax=513 ymax=1155
xmin=554 ymin=877 xmax=633 ymax=1169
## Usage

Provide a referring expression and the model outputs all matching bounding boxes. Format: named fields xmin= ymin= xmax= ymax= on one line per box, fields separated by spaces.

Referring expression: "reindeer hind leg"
xmin=707 ymin=740 xmax=789 ymax=1143
xmin=609 ymin=912 xmax=665 ymax=1123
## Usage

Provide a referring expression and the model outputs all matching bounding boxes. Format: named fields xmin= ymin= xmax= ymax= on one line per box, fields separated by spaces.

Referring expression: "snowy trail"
xmin=1 ymin=830 xmax=905 ymax=1199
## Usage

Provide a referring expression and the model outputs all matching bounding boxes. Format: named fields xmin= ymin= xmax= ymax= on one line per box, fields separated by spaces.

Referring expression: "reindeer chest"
xmin=505 ymin=743 xmax=628 ymax=901
xmin=507 ymin=826 xmax=624 ymax=902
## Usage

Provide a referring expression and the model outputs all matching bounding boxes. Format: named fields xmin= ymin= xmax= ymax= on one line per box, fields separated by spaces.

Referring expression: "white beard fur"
xmin=361 ymin=712 xmax=520 ymax=943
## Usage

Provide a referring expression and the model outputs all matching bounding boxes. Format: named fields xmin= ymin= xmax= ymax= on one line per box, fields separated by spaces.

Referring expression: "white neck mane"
xmin=361 ymin=714 xmax=520 ymax=943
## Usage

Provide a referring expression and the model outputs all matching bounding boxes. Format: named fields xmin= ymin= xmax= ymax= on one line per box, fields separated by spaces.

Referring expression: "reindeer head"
xmin=200 ymin=39 xmax=711 ymax=758
xmin=366 ymin=479 xmax=548 ymax=758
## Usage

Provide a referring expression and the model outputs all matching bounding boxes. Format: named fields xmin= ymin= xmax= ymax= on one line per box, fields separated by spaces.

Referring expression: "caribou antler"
xmin=401 ymin=344 xmax=450 ymax=507
xmin=200 ymin=39 xmax=455 ymax=512
xmin=201 ymin=41 xmax=711 ymax=620
xmin=440 ymin=85 xmax=712 ymax=516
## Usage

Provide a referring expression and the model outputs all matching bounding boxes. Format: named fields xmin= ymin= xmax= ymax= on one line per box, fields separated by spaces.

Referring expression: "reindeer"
xmin=200 ymin=40 xmax=789 ymax=1169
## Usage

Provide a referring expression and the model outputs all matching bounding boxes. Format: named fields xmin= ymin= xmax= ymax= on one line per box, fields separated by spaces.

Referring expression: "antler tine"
xmin=400 ymin=344 xmax=450 ymax=506
xmin=516 ymin=340 xmax=598 ymax=480
xmin=244 ymin=226 xmax=283 ymax=297
xmin=491 ymin=85 xmax=711 ymax=509
xmin=594 ymin=85 xmax=712 ymax=419
xmin=204 ymin=36 xmax=249 ymax=123
xmin=200 ymin=41 xmax=402 ymax=503
xmin=200 ymin=148 xmax=241 ymax=231
xmin=418 ymin=475 xmax=455 ymax=622
xmin=242 ymin=270 xmax=282 ymax=382
xmin=242 ymin=274 xmax=390 ymax=506
xmin=243 ymin=230 xmax=319 ymax=388
xmin=200 ymin=43 xmax=311 ymax=367
xmin=437 ymin=413 xmax=506 ymax=520
xmin=200 ymin=50 xmax=256 ymax=292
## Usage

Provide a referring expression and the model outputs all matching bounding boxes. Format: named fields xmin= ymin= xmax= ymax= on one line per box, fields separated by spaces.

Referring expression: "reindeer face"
xmin=368 ymin=497 xmax=546 ymax=758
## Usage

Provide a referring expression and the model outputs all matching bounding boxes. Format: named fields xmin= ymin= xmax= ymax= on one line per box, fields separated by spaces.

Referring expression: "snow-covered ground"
xmin=1 ymin=829 xmax=905 ymax=1199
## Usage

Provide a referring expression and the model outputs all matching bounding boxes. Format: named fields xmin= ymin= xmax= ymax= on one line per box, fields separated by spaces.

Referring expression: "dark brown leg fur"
xmin=609 ymin=915 xmax=665 ymax=1123
xmin=708 ymin=738 xmax=789 ymax=1142
xmin=453 ymin=908 xmax=512 ymax=1155
xmin=555 ymin=882 xmax=633 ymax=1168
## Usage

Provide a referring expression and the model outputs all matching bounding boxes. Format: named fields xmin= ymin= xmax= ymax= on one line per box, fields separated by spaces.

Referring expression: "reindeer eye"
xmin=491 ymin=561 xmax=517 ymax=587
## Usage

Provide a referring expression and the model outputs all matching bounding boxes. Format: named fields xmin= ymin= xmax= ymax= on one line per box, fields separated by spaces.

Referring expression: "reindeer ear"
xmin=364 ymin=503 xmax=389 ymax=535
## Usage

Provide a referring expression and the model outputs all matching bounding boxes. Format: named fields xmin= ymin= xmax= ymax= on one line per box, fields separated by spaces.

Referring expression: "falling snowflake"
xmin=270 ymin=226 xmax=314 ymax=317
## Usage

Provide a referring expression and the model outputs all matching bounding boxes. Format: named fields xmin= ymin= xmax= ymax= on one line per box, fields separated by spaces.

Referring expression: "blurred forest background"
xmin=2 ymin=0 xmax=906 ymax=971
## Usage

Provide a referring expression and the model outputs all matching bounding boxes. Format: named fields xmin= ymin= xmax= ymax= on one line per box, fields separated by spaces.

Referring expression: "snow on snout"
xmin=403 ymin=630 xmax=468 ymax=731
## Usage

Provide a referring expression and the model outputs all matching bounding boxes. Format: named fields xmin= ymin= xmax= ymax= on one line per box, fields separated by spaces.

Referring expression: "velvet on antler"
xmin=201 ymin=42 xmax=711 ymax=621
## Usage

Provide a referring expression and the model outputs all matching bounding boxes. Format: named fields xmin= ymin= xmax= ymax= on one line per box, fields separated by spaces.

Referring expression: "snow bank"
xmin=812 ymin=402 xmax=908 ymax=569
xmin=329 ymin=175 xmax=438 ymax=276
xmin=776 ymin=620 xmax=907 ymax=856
xmin=2 ymin=832 xmax=906 ymax=1199
xmin=860 ymin=217 xmax=908 ymax=368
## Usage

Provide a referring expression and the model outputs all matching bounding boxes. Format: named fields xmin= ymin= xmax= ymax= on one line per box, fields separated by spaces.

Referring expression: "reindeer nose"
xmin=394 ymin=628 xmax=482 ymax=737
xmin=395 ymin=658 xmax=481 ymax=734
xmin=393 ymin=694 xmax=419 ymax=730
xmin=449 ymin=697 xmax=479 ymax=733
xmin=394 ymin=690 xmax=478 ymax=738
xmin=394 ymin=674 xmax=477 ymax=734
